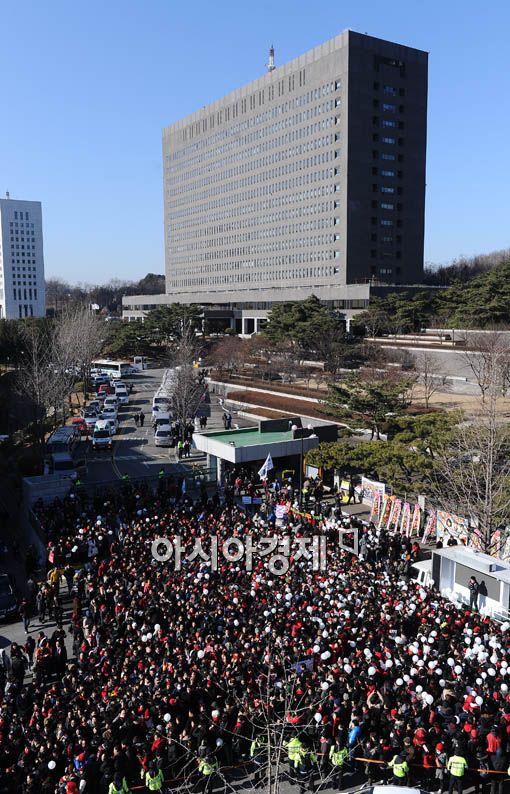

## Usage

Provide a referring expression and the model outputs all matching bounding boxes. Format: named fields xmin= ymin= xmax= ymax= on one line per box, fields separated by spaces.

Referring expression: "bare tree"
xmin=207 ymin=336 xmax=245 ymax=376
xmin=212 ymin=648 xmax=334 ymax=794
xmin=54 ymin=306 xmax=104 ymax=403
xmin=15 ymin=322 xmax=64 ymax=446
xmin=415 ymin=351 xmax=449 ymax=408
xmin=462 ymin=330 xmax=510 ymax=403
xmin=433 ymin=417 xmax=510 ymax=554
xmin=432 ymin=331 xmax=510 ymax=553
xmin=171 ymin=324 xmax=207 ymax=438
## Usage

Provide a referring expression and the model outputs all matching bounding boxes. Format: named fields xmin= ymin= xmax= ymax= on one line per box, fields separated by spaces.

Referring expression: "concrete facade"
xmin=0 ymin=196 xmax=46 ymax=319
xmin=162 ymin=30 xmax=427 ymax=302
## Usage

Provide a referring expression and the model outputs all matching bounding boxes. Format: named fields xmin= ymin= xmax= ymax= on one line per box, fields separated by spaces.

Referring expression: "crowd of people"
xmin=1 ymin=479 xmax=510 ymax=793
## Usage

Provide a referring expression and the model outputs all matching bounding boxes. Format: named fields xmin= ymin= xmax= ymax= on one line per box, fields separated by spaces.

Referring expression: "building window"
xmin=380 ymin=202 xmax=394 ymax=210
xmin=383 ymin=85 xmax=397 ymax=96
xmin=382 ymin=137 xmax=395 ymax=144
xmin=383 ymin=103 xmax=396 ymax=112
xmin=382 ymin=120 xmax=396 ymax=128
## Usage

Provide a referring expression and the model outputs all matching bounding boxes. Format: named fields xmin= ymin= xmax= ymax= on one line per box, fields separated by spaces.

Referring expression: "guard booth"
xmin=432 ymin=546 xmax=510 ymax=621
xmin=192 ymin=418 xmax=337 ymax=486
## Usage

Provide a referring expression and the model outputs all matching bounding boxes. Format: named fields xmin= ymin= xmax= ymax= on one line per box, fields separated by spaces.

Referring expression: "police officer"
xmin=447 ymin=750 xmax=468 ymax=794
xmin=108 ymin=774 xmax=129 ymax=794
xmin=145 ymin=761 xmax=164 ymax=792
xmin=286 ymin=735 xmax=306 ymax=772
xmin=298 ymin=743 xmax=317 ymax=793
xmin=250 ymin=733 xmax=267 ymax=788
xmin=329 ymin=738 xmax=348 ymax=791
xmin=197 ymin=750 xmax=219 ymax=794
xmin=388 ymin=754 xmax=409 ymax=786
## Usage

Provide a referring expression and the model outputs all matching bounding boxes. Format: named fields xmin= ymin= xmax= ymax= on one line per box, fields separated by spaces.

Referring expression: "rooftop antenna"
xmin=267 ymin=45 xmax=275 ymax=72
xmin=5 ymin=191 xmax=9 ymax=199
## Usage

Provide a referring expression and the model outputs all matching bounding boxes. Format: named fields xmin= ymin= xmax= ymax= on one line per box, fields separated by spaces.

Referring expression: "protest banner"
xmin=361 ymin=477 xmax=385 ymax=504
xmin=436 ymin=510 xmax=468 ymax=542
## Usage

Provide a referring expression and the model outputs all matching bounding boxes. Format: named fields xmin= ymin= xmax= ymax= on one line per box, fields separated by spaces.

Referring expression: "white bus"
xmin=91 ymin=359 xmax=134 ymax=379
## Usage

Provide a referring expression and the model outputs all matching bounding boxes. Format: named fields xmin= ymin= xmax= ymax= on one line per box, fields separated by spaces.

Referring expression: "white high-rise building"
xmin=0 ymin=194 xmax=46 ymax=320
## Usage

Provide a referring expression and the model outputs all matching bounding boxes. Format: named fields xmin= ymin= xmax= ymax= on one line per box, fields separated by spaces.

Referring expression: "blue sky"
xmin=1 ymin=0 xmax=508 ymax=284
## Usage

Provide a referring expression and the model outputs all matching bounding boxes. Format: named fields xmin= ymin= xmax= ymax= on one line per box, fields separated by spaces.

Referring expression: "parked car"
xmin=92 ymin=421 xmax=113 ymax=450
xmin=80 ymin=408 xmax=99 ymax=429
xmin=97 ymin=384 xmax=114 ymax=397
xmin=153 ymin=412 xmax=172 ymax=430
xmin=154 ymin=425 xmax=173 ymax=447
xmin=99 ymin=406 xmax=119 ymax=429
xmin=71 ymin=417 xmax=88 ymax=436
xmin=103 ymin=396 xmax=120 ymax=411
xmin=87 ymin=399 xmax=102 ymax=414
xmin=44 ymin=452 xmax=79 ymax=480
xmin=0 ymin=574 xmax=18 ymax=622
xmin=114 ymin=385 xmax=129 ymax=405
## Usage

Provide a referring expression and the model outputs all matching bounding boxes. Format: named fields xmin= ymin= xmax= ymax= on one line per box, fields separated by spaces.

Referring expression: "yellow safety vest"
xmin=145 ymin=768 xmax=164 ymax=790
xmin=329 ymin=746 xmax=348 ymax=767
xmin=198 ymin=758 xmax=218 ymax=776
xmin=286 ymin=738 xmax=305 ymax=767
xmin=108 ymin=782 xmax=128 ymax=794
xmin=390 ymin=757 xmax=408 ymax=778
xmin=448 ymin=756 xmax=468 ymax=778
xmin=250 ymin=737 xmax=266 ymax=758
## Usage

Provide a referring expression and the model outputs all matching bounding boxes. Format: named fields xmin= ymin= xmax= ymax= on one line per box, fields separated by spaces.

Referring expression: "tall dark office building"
xmin=124 ymin=30 xmax=428 ymax=328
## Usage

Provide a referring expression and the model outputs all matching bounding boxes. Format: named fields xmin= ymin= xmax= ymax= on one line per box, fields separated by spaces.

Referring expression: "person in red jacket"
xmin=486 ymin=727 xmax=502 ymax=755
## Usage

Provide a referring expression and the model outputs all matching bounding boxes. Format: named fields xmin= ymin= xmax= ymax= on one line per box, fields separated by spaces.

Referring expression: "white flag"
xmin=181 ymin=478 xmax=187 ymax=493
xmin=258 ymin=453 xmax=274 ymax=479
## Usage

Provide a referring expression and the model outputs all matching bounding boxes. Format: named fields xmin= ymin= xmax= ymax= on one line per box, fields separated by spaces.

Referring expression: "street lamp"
xmin=289 ymin=422 xmax=316 ymax=506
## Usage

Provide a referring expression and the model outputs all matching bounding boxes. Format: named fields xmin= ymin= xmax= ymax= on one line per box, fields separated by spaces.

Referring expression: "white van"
xmin=155 ymin=425 xmax=173 ymax=447
xmin=92 ymin=423 xmax=113 ymax=450
xmin=114 ymin=384 xmax=129 ymax=405
xmin=44 ymin=452 xmax=78 ymax=480
xmin=95 ymin=418 xmax=116 ymax=437
xmin=153 ymin=412 xmax=172 ymax=430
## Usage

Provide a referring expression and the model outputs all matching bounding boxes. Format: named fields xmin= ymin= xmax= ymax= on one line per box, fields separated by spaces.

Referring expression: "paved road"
xmin=81 ymin=367 xmax=253 ymax=486
xmin=381 ymin=344 xmax=484 ymax=394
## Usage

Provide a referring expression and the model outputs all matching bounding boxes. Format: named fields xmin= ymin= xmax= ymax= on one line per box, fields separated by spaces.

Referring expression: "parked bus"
xmin=45 ymin=425 xmax=80 ymax=457
xmin=91 ymin=360 xmax=134 ymax=379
